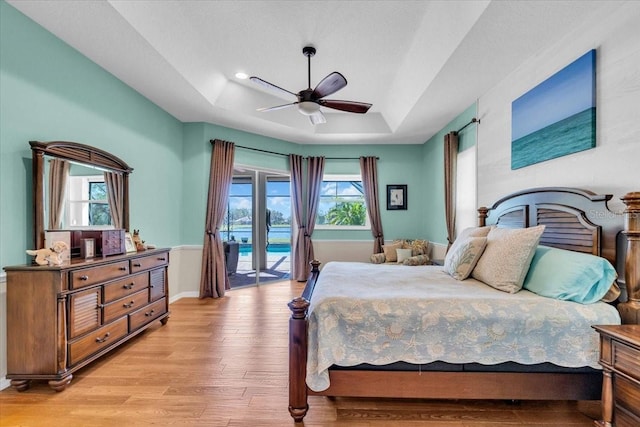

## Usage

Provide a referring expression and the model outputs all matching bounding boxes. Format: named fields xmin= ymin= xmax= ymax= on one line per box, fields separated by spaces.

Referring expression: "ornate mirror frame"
xmin=30 ymin=140 xmax=133 ymax=250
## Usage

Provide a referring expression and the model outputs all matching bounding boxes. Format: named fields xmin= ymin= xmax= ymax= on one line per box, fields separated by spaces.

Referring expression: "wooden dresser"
xmin=4 ymin=248 xmax=170 ymax=391
xmin=593 ymin=325 xmax=640 ymax=427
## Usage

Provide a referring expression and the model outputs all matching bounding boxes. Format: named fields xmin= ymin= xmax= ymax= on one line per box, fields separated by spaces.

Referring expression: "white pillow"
xmin=396 ymin=248 xmax=413 ymax=263
xmin=471 ymin=225 xmax=545 ymax=293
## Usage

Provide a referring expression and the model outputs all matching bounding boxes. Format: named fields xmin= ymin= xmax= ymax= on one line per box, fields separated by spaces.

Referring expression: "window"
xmin=66 ymin=175 xmax=112 ymax=227
xmin=315 ymin=175 xmax=369 ymax=230
xmin=88 ymin=181 xmax=111 ymax=225
xmin=455 ymin=147 xmax=477 ymax=234
xmin=266 ymin=178 xmax=291 ymax=244
xmin=223 ymin=178 xmax=252 ymax=242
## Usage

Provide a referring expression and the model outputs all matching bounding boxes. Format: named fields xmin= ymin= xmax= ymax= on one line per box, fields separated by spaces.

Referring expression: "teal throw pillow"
xmin=523 ymin=245 xmax=618 ymax=304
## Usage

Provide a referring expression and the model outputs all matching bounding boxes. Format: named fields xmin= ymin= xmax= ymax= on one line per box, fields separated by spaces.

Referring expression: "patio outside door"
xmin=225 ymin=171 xmax=290 ymax=288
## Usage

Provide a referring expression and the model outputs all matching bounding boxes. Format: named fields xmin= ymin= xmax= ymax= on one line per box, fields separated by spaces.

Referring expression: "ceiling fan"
xmin=250 ymin=46 xmax=372 ymax=125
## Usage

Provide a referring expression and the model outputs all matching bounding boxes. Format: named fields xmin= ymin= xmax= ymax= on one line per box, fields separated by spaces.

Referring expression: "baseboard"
xmin=1 ymin=377 xmax=10 ymax=391
xmin=169 ymin=291 xmax=199 ymax=303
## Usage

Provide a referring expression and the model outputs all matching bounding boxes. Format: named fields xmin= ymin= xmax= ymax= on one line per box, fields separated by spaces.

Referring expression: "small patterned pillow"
xmin=444 ymin=236 xmax=488 ymax=280
xmin=403 ymin=254 xmax=430 ymax=266
xmin=370 ymin=253 xmax=386 ymax=264
xmin=404 ymin=239 xmax=429 ymax=256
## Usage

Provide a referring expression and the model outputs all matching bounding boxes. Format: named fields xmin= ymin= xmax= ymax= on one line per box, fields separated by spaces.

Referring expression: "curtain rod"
xmin=456 ymin=117 xmax=479 ymax=134
xmin=227 ymin=142 xmax=378 ymax=160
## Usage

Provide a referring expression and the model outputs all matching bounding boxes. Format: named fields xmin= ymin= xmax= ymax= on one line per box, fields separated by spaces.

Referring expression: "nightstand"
xmin=592 ymin=325 xmax=640 ymax=427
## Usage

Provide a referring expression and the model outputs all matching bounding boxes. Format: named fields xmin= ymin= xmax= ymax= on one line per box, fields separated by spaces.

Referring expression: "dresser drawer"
xmin=614 ymin=375 xmax=640 ymax=415
xmin=68 ymin=317 xmax=128 ymax=366
xmin=613 ymin=341 xmax=640 ymax=382
xmin=130 ymin=253 xmax=168 ymax=273
xmin=103 ymin=289 xmax=149 ymax=324
xmin=103 ymin=273 xmax=149 ymax=303
xmin=149 ymin=268 xmax=166 ymax=301
xmin=70 ymin=261 xmax=129 ymax=289
xmin=129 ymin=298 xmax=167 ymax=331
xmin=68 ymin=287 xmax=101 ymax=339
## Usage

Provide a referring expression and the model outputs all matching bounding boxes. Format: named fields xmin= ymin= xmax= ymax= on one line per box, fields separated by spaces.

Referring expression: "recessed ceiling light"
xmin=235 ymin=72 xmax=248 ymax=80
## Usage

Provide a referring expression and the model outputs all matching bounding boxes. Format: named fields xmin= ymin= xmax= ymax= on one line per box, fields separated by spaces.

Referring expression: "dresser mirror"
xmin=31 ymin=140 xmax=133 ymax=250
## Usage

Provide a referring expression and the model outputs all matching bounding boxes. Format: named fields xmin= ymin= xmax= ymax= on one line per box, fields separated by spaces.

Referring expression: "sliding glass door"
xmin=225 ymin=170 xmax=290 ymax=288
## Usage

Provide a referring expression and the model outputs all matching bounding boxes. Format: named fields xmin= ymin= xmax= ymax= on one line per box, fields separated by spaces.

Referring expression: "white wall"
xmin=477 ymin=2 xmax=640 ymax=211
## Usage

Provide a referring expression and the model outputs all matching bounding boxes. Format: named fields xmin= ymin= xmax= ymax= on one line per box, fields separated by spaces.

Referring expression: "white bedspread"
xmin=306 ymin=261 xmax=621 ymax=392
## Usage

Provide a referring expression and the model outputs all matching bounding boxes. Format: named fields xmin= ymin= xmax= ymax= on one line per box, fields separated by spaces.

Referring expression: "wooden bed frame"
xmin=288 ymin=187 xmax=640 ymax=422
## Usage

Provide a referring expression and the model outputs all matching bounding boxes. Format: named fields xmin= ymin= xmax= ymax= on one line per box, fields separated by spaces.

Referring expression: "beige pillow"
xmin=382 ymin=242 xmax=403 ymax=262
xmin=600 ymin=281 xmax=621 ymax=303
xmin=444 ymin=236 xmax=488 ymax=280
xmin=454 ymin=226 xmax=493 ymax=242
xmin=396 ymin=248 xmax=413 ymax=263
xmin=472 ymin=225 xmax=545 ymax=293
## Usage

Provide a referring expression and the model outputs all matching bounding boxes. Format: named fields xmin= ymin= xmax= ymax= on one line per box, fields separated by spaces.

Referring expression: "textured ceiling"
xmin=8 ymin=0 xmax=614 ymax=144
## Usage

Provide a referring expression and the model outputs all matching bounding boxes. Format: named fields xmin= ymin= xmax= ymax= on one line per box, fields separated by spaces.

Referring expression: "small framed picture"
xmin=124 ymin=232 xmax=137 ymax=253
xmin=387 ymin=184 xmax=407 ymax=210
xmin=80 ymin=238 xmax=95 ymax=259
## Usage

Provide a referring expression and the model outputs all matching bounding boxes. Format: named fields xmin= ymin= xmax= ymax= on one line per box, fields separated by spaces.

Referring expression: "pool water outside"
xmin=226 ymin=226 xmax=291 ymax=254
xmin=239 ymin=243 xmax=291 ymax=254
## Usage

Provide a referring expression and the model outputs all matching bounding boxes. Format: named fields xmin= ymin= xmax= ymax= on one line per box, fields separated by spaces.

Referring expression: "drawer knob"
xmin=133 ymin=263 xmax=141 ymax=267
xmin=95 ymin=332 xmax=110 ymax=343
xmin=123 ymin=283 xmax=134 ymax=290
xmin=123 ymin=300 xmax=135 ymax=308
xmin=80 ymin=275 xmax=89 ymax=281
xmin=157 ymin=257 xmax=166 ymax=261
xmin=145 ymin=309 xmax=155 ymax=317
xmin=118 ymin=267 xmax=127 ymax=271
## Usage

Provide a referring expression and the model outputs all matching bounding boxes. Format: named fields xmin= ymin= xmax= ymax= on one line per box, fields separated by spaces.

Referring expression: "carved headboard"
xmin=478 ymin=187 xmax=640 ymax=324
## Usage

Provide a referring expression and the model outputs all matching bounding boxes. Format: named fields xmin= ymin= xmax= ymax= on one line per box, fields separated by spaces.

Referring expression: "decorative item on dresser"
xmin=593 ymin=325 xmax=640 ymax=427
xmin=4 ymin=248 xmax=170 ymax=391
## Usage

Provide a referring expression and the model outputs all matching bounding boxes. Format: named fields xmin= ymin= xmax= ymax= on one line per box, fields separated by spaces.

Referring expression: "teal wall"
xmin=0 ymin=2 xmax=184 ymax=267
xmin=0 ymin=1 xmax=477 ymax=268
xmin=422 ymin=103 xmax=478 ymax=244
xmin=180 ymin=124 xmax=431 ymax=244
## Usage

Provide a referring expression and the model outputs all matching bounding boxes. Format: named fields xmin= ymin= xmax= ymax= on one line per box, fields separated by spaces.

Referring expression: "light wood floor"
xmin=0 ymin=280 xmax=601 ymax=426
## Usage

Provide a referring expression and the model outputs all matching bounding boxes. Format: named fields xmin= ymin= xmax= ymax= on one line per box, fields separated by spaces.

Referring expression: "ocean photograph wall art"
xmin=511 ymin=49 xmax=596 ymax=170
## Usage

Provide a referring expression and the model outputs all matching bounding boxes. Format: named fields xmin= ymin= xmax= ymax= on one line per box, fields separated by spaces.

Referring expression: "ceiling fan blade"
xmin=250 ymin=76 xmax=298 ymax=99
xmin=318 ymin=99 xmax=372 ymax=114
xmin=311 ymin=72 xmax=347 ymax=99
xmin=309 ymin=110 xmax=326 ymax=125
xmin=257 ymin=102 xmax=297 ymax=112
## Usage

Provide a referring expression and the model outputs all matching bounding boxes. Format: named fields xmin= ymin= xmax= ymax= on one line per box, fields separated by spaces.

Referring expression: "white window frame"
xmin=65 ymin=175 xmax=113 ymax=229
xmin=314 ymin=174 xmax=371 ymax=231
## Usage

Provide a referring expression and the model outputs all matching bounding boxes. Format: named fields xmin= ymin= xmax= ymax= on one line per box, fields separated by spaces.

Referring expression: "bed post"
xmin=478 ymin=206 xmax=488 ymax=227
xmin=619 ymin=192 xmax=640 ymax=324
xmin=289 ymin=260 xmax=321 ymax=422
xmin=288 ymin=297 xmax=309 ymax=422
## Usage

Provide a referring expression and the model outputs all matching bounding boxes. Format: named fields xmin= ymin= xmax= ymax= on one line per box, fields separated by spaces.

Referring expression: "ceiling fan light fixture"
xmin=297 ymin=101 xmax=320 ymax=115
